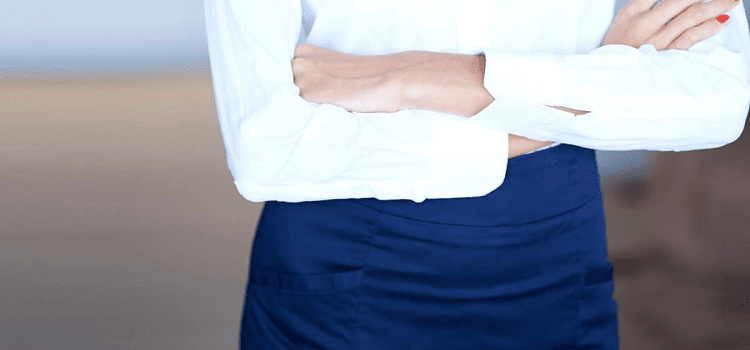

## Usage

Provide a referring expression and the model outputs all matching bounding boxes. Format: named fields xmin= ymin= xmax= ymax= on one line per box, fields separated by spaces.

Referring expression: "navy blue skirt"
xmin=240 ymin=144 xmax=619 ymax=349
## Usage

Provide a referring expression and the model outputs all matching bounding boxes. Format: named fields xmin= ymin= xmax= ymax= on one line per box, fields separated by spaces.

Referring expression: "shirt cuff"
xmin=482 ymin=51 xmax=566 ymax=107
xmin=423 ymin=113 xmax=510 ymax=199
xmin=470 ymin=94 xmax=576 ymax=143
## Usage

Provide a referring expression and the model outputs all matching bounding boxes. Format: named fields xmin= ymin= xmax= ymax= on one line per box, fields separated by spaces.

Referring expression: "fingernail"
xmin=717 ymin=14 xmax=730 ymax=23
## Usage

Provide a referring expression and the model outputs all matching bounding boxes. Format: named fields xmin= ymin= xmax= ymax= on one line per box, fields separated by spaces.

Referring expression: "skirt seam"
xmin=348 ymin=195 xmax=598 ymax=229
xmin=352 ymin=212 xmax=381 ymax=350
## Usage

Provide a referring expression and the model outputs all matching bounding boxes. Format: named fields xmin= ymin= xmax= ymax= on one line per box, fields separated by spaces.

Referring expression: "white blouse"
xmin=204 ymin=0 xmax=750 ymax=203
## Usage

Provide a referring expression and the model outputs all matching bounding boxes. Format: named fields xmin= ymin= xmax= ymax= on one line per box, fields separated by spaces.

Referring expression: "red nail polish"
xmin=717 ymin=14 xmax=730 ymax=23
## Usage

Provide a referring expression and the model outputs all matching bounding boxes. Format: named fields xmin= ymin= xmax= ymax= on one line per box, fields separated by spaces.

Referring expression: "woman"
xmin=204 ymin=0 xmax=750 ymax=348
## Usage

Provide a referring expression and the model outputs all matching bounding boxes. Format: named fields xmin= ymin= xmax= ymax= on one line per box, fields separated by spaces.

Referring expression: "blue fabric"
xmin=240 ymin=144 xmax=619 ymax=349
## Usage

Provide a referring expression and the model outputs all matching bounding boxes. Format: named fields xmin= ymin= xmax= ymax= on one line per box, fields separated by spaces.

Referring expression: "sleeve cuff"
xmin=482 ymin=51 xmax=566 ymax=107
xmin=470 ymin=96 xmax=575 ymax=143
xmin=422 ymin=112 xmax=510 ymax=199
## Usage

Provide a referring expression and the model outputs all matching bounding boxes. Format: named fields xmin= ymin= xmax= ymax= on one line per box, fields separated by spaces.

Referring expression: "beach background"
xmin=1 ymin=0 xmax=749 ymax=349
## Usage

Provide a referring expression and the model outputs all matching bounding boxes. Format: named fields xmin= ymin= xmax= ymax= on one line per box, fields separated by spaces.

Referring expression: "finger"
xmin=625 ymin=0 xmax=700 ymax=40
xmin=294 ymin=44 xmax=330 ymax=57
xmin=626 ymin=0 xmax=663 ymax=12
xmin=651 ymin=0 xmax=739 ymax=48
xmin=666 ymin=0 xmax=738 ymax=31
xmin=295 ymin=43 xmax=353 ymax=58
xmin=293 ymin=44 xmax=312 ymax=58
xmin=641 ymin=0 xmax=700 ymax=25
xmin=666 ymin=13 xmax=730 ymax=50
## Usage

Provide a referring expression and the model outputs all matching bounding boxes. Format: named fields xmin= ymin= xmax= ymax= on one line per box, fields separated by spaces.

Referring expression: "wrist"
xmin=399 ymin=52 xmax=492 ymax=116
xmin=385 ymin=51 xmax=433 ymax=111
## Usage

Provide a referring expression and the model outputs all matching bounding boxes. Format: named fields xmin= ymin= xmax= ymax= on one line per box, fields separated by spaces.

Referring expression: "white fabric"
xmin=204 ymin=0 xmax=750 ymax=203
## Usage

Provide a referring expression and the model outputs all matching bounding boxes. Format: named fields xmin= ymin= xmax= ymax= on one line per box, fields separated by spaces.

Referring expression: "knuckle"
xmin=645 ymin=39 xmax=665 ymax=51
xmin=291 ymin=57 xmax=308 ymax=70
xmin=296 ymin=78 xmax=308 ymax=92
xmin=683 ymin=28 xmax=701 ymax=44
xmin=647 ymin=37 xmax=667 ymax=50
xmin=678 ymin=26 xmax=706 ymax=46
xmin=621 ymin=2 xmax=641 ymax=16
xmin=629 ymin=17 xmax=649 ymax=28
xmin=630 ymin=17 xmax=654 ymax=37
xmin=667 ymin=39 xmax=690 ymax=51
xmin=633 ymin=15 xmax=649 ymax=28
xmin=295 ymin=43 xmax=310 ymax=55
xmin=682 ymin=6 xmax=703 ymax=23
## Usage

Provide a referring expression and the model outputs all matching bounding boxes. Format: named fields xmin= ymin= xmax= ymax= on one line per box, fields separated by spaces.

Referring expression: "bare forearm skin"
xmin=394 ymin=51 xmax=589 ymax=158
xmin=293 ymin=44 xmax=588 ymax=158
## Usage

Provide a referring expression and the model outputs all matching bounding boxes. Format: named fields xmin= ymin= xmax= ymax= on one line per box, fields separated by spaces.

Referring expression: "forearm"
xmin=399 ymin=52 xmax=589 ymax=118
xmin=293 ymin=45 xmax=577 ymax=158
xmin=394 ymin=51 xmax=586 ymax=157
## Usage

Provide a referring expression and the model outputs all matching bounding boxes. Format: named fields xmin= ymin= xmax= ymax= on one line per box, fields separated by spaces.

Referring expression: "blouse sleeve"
xmin=203 ymin=0 xmax=511 ymax=203
xmin=473 ymin=2 xmax=750 ymax=151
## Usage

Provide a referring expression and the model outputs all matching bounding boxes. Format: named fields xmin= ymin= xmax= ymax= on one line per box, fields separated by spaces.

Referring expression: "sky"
xmin=1 ymin=0 xmax=208 ymax=68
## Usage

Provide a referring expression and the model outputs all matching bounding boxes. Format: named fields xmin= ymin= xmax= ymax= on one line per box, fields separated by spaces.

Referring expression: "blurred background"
xmin=1 ymin=0 xmax=749 ymax=349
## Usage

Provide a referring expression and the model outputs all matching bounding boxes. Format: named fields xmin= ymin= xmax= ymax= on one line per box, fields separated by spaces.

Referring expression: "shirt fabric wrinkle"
xmin=204 ymin=0 xmax=750 ymax=203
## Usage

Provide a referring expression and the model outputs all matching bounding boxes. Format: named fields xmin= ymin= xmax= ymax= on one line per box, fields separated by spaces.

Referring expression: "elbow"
xmin=711 ymin=107 xmax=749 ymax=148
xmin=713 ymin=70 xmax=750 ymax=146
xmin=718 ymin=126 xmax=744 ymax=147
xmin=676 ymin=108 xmax=748 ymax=151
xmin=721 ymin=116 xmax=747 ymax=147
xmin=724 ymin=94 xmax=750 ymax=146
xmin=710 ymin=88 xmax=750 ymax=148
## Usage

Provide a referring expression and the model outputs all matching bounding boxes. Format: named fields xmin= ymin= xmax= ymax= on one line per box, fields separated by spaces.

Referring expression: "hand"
xmin=603 ymin=0 xmax=740 ymax=50
xmin=292 ymin=44 xmax=406 ymax=113
xmin=508 ymin=135 xmax=555 ymax=158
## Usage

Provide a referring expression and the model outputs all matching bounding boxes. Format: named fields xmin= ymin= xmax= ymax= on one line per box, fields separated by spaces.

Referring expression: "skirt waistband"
xmin=350 ymin=144 xmax=602 ymax=227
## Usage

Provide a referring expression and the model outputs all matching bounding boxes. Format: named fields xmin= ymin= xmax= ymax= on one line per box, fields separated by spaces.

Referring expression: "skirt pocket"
xmin=241 ymin=265 xmax=363 ymax=350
